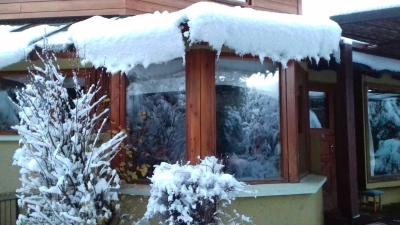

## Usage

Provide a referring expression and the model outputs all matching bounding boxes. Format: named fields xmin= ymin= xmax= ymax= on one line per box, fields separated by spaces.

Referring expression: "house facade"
xmin=0 ymin=1 xmax=399 ymax=225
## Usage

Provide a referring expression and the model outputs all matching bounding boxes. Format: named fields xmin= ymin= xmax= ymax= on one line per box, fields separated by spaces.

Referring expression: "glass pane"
xmin=216 ymin=59 xmax=280 ymax=181
xmin=367 ymin=90 xmax=400 ymax=178
xmin=309 ymin=91 xmax=328 ymax=129
xmin=125 ymin=59 xmax=186 ymax=182
xmin=0 ymin=78 xmax=23 ymax=131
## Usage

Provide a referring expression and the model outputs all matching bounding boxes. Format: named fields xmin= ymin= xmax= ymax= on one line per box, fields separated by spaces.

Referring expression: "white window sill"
xmin=120 ymin=174 xmax=326 ymax=198
xmin=0 ymin=135 xmax=20 ymax=142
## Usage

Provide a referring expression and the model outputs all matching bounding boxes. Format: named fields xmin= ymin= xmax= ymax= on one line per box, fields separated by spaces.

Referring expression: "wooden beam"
xmin=186 ymin=50 xmax=202 ymax=163
xmin=185 ymin=49 xmax=216 ymax=163
xmin=285 ymin=61 xmax=300 ymax=183
xmin=199 ymin=50 xmax=216 ymax=158
xmin=335 ymin=43 xmax=360 ymax=219
xmin=110 ymin=73 xmax=125 ymax=168
xmin=280 ymin=65 xmax=289 ymax=182
xmin=354 ymin=71 xmax=366 ymax=191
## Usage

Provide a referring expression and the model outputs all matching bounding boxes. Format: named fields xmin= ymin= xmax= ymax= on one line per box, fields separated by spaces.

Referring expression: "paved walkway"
xmin=354 ymin=204 xmax=400 ymax=225
xmin=325 ymin=204 xmax=400 ymax=225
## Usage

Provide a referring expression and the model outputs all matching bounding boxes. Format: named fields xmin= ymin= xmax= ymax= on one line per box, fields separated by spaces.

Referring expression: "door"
xmin=308 ymin=86 xmax=337 ymax=212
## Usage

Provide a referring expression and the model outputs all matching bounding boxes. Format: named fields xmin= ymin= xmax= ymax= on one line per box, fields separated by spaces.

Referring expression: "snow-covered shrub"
xmin=12 ymin=51 xmax=126 ymax=225
xmin=144 ymin=157 xmax=252 ymax=225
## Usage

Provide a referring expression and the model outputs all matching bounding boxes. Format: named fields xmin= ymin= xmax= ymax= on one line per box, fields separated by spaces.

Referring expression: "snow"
xmin=375 ymin=138 xmax=400 ymax=174
xmin=309 ymin=110 xmax=322 ymax=128
xmin=0 ymin=2 xmax=342 ymax=74
xmin=0 ymin=90 xmax=19 ymax=131
xmin=367 ymin=91 xmax=400 ymax=176
xmin=215 ymin=59 xmax=281 ymax=181
xmin=68 ymin=14 xmax=185 ymax=74
xmin=303 ymin=0 xmax=400 ymax=18
xmin=0 ymin=25 xmax=60 ymax=69
xmin=13 ymin=52 xmax=126 ymax=225
xmin=353 ymin=51 xmax=400 ymax=73
xmin=183 ymin=2 xmax=341 ymax=66
xmin=144 ymin=157 xmax=251 ymax=225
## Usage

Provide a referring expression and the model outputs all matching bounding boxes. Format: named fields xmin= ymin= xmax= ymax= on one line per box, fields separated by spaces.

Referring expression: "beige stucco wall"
xmin=376 ymin=187 xmax=400 ymax=205
xmin=120 ymin=191 xmax=324 ymax=225
xmin=0 ymin=141 xmax=20 ymax=194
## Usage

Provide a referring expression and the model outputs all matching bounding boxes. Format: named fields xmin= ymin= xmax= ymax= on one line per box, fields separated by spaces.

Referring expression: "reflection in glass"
xmin=309 ymin=91 xmax=328 ymax=129
xmin=0 ymin=78 xmax=23 ymax=131
xmin=216 ymin=59 xmax=280 ymax=181
xmin=125 ymin=59 xmax=186 ymax=182
xmin=368 ymin=90 xmax=400 ymax=177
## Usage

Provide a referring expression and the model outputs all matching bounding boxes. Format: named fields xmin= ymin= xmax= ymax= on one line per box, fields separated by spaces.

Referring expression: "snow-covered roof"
xmin=332 ymin=1 xmax=400 ymax=16
xmin=353 ymin=51 xmax=400 ymax=73
xmin=303 ymin=0 xmax=400 ymax=18
xmin=0 ymin=25 xmax=62 ymax=69
xmin=0 ymin=2 xmax=342 ymax=74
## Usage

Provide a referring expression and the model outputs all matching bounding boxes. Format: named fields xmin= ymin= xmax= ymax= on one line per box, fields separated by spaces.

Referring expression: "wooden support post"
xmin=354 ymin=71 xmax=366 ymax=191
xmin=185 ymin=49 xmax=216 ymax=163
xmin=335 ymin=43 xmax=360 ymax=219
xmin=284 ymin=61 xmax=300 ymax=183
xmin=110 ymin=73 xmax=127 ymax=168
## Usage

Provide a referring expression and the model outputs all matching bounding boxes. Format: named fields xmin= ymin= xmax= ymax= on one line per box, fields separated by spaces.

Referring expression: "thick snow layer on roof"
xmin=68 ymin=14 xmax=185 ymax=74
xmin=0 ymin=2 xmax=341 ymax=73
xmin=183 ymin=2 xmax=341 ymax=65
xmin=353 ymin=51 xmax=400 ymax=72
xmin=0 ymin=25 xmax=60 ymax=69
xmin=36 ymin=30 xmax=73 ymax=51
xmin=67 ymin=2 xmax=341 ymax=74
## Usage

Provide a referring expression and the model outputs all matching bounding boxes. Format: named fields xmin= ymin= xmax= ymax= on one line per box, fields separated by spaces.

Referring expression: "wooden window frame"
xmin=111 ymin=48 xmax=302 ymax=184
xmin=213 ymin=0 xmax=252 ymax=7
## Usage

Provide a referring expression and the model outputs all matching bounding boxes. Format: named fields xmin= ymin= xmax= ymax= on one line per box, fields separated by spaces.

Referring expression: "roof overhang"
xmin=331 ymin=7 xmax=400 ymax=60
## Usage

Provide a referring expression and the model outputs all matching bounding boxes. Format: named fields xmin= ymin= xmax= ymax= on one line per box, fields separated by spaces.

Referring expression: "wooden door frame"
xmin=307 ymin=82 xmax=338 ymax=211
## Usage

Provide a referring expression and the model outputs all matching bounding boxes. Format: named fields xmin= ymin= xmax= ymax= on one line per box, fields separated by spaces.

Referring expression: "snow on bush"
xmin=12 ymin=50 xmax=126 ymax=225
xmin=144 ymin=157 xmax=252 ymax=225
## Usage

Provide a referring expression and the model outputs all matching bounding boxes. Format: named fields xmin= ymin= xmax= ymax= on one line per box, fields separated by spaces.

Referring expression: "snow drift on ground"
xmin=0 ymin=2 xmax=342 ymax=74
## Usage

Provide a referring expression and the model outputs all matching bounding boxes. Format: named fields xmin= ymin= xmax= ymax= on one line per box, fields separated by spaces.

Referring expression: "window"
xmin=309 ymin=91 xmax=328 ymax=129
xmin=367 ymin=87 xmax=400 ymax=180
xmin=114 ymin=50 xmax=303 ymax=184
xmin=0 ymin=73 xmax=85 ymax=134
xmin=215 ymin=58 xmax=281 ymax=181
xmin=0 ymin=77 xmax=23 ymax=132
xmin=124 ymin=59 xmax=186 ymax=182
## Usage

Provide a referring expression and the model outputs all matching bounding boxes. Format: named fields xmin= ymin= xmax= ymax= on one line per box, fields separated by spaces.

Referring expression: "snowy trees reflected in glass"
xmin=216 ymin=59 xmax=280 ymax=181
xmin=368 ymin=90 xmax=400 ymax=178
xmin=125 ymin=59 xmax=185 ymax=182
xmin=0 ymin=77 xmax=23 ymax=131
xmin=309 ymin=91 xmax=328 ymax=129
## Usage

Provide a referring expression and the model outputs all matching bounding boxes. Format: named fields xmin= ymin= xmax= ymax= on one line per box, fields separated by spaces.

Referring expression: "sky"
xmin=302 ymin=0 xmax=400 ymax=18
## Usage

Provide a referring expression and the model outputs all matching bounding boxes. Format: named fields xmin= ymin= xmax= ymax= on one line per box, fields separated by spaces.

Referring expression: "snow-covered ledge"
xmin=120 ymin=174 xmax=326 ymax=198
xmin=0 ymin=135 xmax=20 ymax=142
